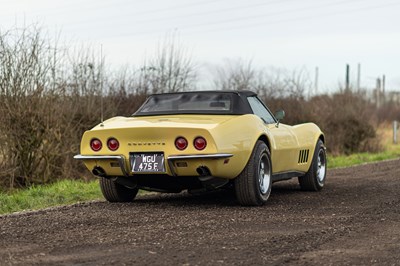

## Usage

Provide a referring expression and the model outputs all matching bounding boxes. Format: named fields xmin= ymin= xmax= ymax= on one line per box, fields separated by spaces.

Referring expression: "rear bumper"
xmin=74 ymin=153 xmax=233 ymax=177
xmin=74 ymin=155 xmax=129 ymax=176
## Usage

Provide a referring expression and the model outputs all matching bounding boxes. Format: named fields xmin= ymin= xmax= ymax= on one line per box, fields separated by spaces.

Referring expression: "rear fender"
xmin=210 ymin=115 xmax=269 ymax=178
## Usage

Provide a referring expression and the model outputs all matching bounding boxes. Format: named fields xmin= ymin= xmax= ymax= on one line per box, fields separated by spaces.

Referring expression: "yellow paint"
xmin=79 ymin=114 xmax=324 ymax=179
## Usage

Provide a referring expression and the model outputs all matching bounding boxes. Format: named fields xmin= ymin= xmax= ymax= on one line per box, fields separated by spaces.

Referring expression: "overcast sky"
xmin=1 ymin=0 xmax=400 ymax=93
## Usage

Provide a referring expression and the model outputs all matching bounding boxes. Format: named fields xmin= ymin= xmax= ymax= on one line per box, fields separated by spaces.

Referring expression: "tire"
xmin=99 ymin=177 xmax=139 ymax=202
xmin=298 ymin=140 xmax=327 ymax=191
xmin=234 ymin=141 xmax=272 ymax=206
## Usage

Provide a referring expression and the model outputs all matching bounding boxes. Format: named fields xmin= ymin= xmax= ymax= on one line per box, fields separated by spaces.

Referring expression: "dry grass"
xmin=377 ymin=122 xmax=399 ymax=150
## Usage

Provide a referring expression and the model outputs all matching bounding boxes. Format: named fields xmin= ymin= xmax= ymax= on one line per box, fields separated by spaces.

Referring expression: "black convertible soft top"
xmin=133 ymin=91 xmax=257 ymax=116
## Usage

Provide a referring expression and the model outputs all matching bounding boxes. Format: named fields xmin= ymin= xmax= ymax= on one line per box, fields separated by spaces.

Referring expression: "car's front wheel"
xmin=298 ymin=140 xmax=327 ymax=191
xmin=234 ymin=141 xmax=272 ymax=206
xmin=100 ymin=177 xmax=139 ymax=202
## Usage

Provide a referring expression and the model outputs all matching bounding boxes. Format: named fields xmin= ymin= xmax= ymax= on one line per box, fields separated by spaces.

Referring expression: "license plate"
xmin=130 ymin=153 xmax=165 ymax=173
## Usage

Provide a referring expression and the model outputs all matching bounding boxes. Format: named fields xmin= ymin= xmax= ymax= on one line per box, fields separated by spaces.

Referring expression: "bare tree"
xmin=212 ymin=59 xmax=311 ymax=99
xmin=213 ymin=58 xmax=256 ymax=91
xmin=0 ymin=27 xmax=109 ymax=188
xmin=0 ymin=26 xmax=59 ymax=187
xmin=137 ymin=33 xmax=197 ymax=93
xmin=261 ymin=67 xmax=311 ymax=99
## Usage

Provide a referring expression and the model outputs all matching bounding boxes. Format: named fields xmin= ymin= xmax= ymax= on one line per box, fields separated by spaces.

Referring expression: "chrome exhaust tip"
xmin=196 ymin=166 xmax=211 ymax=177
xmin=92 ymin=167 xmax=106 ymax=177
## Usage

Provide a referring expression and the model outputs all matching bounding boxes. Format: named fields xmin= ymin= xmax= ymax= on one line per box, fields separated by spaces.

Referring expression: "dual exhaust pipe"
xmin=94 ymin=165 xmax=212 ymax=178
xmin=93 ymin=165 xmax=225 ymax=190
xmin=94 ymin=166 xmax=211 ymax=178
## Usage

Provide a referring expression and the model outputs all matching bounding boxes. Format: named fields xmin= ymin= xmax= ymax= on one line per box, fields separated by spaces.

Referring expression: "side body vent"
xmin=298 ymin=149 xmax=310 ymax=164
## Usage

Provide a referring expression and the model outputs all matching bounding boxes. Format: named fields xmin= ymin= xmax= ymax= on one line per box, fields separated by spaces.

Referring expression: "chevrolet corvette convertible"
xmin=75 ymin=91 xmax=326 ymax=206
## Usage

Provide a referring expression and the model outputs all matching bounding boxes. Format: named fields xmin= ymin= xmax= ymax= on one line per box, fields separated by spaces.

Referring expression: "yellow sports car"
xmin=75 ymin=91 xmax=326 ymax=206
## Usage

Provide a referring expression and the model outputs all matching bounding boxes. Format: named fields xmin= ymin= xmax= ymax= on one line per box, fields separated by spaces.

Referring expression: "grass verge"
xmin=329 ymin=148 xmax=400 ymax=168
xmin=330 ymin=125 xmax=400 ymax=168
xmin=0 ymin=179 xmax=101 ymax=215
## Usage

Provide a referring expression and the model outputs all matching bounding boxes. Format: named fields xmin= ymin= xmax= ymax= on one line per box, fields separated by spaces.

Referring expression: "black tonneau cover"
xmin=133 ymin=91 xmax=256 ymax=116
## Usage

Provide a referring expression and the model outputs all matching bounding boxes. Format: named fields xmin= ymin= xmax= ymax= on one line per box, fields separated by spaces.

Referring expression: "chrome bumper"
xmin=167 ymin=153 xmax=233 ymax=176
xmin=74 ymin=153 xmax=233 ymax=177
xmin=73 ymin=154 xmax=130 ymax=176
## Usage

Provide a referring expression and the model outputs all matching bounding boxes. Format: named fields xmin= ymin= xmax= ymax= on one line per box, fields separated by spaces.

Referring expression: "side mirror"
xmin=274 ymin=110 xmax=285 ymax=127
xmin=275 ymin=110 xmax=285 ymax=121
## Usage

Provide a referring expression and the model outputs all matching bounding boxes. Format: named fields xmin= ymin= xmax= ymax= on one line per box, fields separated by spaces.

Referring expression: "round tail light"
xmin=90 ymin=138 xmax=102 ymax=152
xmin=107 ymin=138 xmax=119 ymax=151
xmin=194 ymin=137 xmax=207 ymax=150
xmin=175 ymin=137 xmax=188 ymax=150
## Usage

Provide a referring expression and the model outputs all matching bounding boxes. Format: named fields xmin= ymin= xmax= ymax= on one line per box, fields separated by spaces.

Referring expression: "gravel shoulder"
xmin=1 ymin=159 xmax=399 ymax=265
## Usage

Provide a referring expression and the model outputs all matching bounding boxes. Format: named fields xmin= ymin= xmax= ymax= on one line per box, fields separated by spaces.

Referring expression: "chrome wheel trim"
xmin=258 ymin=154 xmax=271 ymax=194
xmin=317 ymin=148 xmax=326 ymax=183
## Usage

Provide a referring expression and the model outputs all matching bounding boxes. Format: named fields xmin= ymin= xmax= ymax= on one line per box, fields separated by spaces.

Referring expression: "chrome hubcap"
xmin=259 ymin=155 xmax=271 ymax=194
xmin=317 ymin=149 xmax=326 ymax=183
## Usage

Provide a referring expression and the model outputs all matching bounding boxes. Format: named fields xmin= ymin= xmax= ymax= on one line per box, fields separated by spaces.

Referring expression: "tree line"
xmin=0 ymin=26 xmax=398 ymax=190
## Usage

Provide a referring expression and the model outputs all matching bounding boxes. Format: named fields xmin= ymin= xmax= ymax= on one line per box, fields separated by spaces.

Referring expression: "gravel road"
xmin=1 ymin=159 xmax=399 ymax=265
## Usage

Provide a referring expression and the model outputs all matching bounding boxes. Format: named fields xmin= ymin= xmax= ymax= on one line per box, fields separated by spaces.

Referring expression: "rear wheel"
xmin=235 ymin=141 xmax=272 ymax=206
xmin=298 ymin=140 xmax=327 ymax=191
xmin=100 ymin=177 xmax=138 ymax=202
